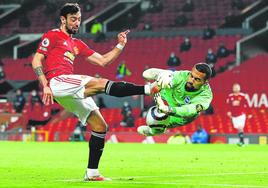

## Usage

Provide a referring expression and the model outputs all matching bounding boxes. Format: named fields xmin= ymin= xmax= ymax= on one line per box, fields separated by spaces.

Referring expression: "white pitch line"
xmin=112 ymin=171 xmax=268 ymax=179
xmin=198 ymin=183 xmax=268 ymax=188
xmin=57 ymin=179 xmax=268 ymax=188
xmin=98 ymin=181 xmax=268 ymax=188
xmin=97 ymin=181 xmax=268 ymax=188
xmin=56 ymin=171 xmax=268 ymax=183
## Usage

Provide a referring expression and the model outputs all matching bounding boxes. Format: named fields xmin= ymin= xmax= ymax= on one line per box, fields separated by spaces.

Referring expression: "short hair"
xmin=233 ymin=83 xmax=240 ymax=87
xmin=233 ymin=83 xmax=241 ymax=89
xmin=60 ymin=3 xmax=80 ymax=17
xmin=194 ymin=63 xmax=212 ymax=80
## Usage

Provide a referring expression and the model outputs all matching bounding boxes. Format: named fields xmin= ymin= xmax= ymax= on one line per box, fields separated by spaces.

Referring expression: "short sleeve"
xmin=76 ymin=40 xmax=95 ymax=57
xmin=37 ymin=31 xmax=56 ymax=56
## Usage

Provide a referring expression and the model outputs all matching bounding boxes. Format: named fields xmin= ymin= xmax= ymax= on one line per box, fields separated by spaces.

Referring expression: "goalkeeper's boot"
xmin=84 ymin=173 xmax=111 ymax=181
xmin=137 ymin=126 xmax=154 ymax=136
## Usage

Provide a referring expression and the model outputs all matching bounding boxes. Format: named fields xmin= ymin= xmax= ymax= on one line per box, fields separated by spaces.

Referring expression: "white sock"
xmin=86 ymin=168 xmax=100 ymax=177
xmin=144 ymin=84 xmax=150 ymax=95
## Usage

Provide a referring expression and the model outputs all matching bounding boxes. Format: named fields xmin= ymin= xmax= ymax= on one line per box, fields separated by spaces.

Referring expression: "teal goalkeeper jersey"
xmin=160 ymin=70 xmax=213 ymax=127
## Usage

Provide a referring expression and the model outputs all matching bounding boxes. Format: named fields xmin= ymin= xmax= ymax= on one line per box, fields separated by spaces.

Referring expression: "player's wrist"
xmin=116 ymin=43 xmax=125 ymax=50
xmin=42 ymin=84 xmax=49 ymax=88
xmin=168 ymin=107 xmax=176 ymax=115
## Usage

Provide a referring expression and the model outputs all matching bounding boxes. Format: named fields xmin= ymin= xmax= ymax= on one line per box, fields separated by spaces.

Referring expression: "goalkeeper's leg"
xmin=137 ymin=125 xmax=166 ymax=136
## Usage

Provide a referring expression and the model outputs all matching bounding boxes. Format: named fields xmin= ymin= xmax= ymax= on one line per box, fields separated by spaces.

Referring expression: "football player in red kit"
xmin=32 ymin=3 xmax=154 ymax=181
xmin=226 ymin=83 xmax=251 ymax=146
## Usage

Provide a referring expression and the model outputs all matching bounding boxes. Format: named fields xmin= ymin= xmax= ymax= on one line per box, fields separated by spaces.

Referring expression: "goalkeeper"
xmin=138 ymin=63 xmax=213 ymax=136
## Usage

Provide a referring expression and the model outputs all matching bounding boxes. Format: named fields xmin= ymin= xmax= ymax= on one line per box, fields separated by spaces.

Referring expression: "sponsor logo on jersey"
xmin=63 ymin=41 xmax=68 ymax=46
xmin=41 ymin=38 xmax=50 ymax=47
xmin=64 ymin=51 xmax=75 ymax=64
xmin=184 ymin=96 xmax=191 ymax=104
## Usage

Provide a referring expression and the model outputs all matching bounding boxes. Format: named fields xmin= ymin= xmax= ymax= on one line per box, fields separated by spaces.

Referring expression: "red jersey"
xmin=226 ymin=92 xmax=248 ymax=117
xmin=37 ymin=29 xmax=95 ymax=81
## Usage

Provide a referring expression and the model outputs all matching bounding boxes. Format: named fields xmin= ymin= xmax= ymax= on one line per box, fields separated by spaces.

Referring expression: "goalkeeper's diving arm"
xmin=160 ymin=102 xmax=204 ymax=117
xmin=155 ymin=93 xmax=199 ymax=117
xmin=155 ymin=92 xmax=211 ymax=117
xmin=171 ymin=104 xmax=202 ymax=117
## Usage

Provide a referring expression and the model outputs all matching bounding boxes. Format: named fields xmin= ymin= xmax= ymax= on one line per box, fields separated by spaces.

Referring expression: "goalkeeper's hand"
xmin=154 ymin=93 xmax=173 ymax=114
xmin=156 ymin=71 xmax=173 ymax=89
xmin=158 ymin=103 xmax=171 ymax=114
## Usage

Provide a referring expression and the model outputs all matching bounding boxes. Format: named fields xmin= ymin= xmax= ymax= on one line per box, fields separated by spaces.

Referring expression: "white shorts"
xmin=231 ymin=114 xmax=246 ymax=130
xmin=50 ymin=74 xmax=99 ymax=125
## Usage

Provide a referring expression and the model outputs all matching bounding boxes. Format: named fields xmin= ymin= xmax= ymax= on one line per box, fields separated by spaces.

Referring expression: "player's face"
xmin=63 ymin=12 xmax=81 ymax=35
xmin=186 ymin=68 xmax=207 ymax=90
xmin=233 ymin=84 xmax=240 ymax=93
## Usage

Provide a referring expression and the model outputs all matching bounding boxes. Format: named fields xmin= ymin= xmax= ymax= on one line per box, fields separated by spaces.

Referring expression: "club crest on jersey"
xmin=184 ymin=96 xmax=191 ymax=104
xmin=73 ymin=47 xmax=79 ymax=55
xmin=41 ymin=38 xmax=50 ymax=47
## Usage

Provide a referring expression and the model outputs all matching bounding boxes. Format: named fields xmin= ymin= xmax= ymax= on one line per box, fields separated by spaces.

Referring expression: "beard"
xmin=185 ymin=82 xmax=196 ymax=91
xmin=65 ymin=25 xmax=78 ymax=35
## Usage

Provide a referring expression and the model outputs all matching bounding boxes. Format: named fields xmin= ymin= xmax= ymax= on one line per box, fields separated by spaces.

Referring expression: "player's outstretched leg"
xmin=104 ymin=81 xmax=160 ymax=97
xmin=84 ymin=78 xmax=159 ymax=97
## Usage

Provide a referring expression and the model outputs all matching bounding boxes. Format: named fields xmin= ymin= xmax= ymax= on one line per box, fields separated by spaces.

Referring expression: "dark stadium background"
xmin=0 ymin=0 xmax=267 ymax=144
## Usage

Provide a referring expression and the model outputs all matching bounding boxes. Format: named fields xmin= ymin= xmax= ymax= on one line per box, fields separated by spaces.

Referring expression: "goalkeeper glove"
xmin=154 ymin=93 xmax=174 ymax=115
xmin=156 ymin=71 xmax=173 ymax=89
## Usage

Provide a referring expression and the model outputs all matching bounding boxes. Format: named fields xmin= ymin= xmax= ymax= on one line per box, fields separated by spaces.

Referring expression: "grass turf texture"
xmin=0 ymin=142 xmax=268 ymax=188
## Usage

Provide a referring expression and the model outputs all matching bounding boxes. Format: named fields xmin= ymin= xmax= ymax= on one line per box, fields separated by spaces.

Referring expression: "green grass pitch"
xmin=0 ymin=142 xmax=268 ymax=188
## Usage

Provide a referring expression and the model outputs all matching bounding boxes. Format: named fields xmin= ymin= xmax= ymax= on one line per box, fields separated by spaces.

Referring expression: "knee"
xmin=85 ymin=78 xmax=108 ymax=96
xmin=91 ymin=124 xmax=108 ymax=133
xmin=88 ymin=78 xmax=108 ymax=90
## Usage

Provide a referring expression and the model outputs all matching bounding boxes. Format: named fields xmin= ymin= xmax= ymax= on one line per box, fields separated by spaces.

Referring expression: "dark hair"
xmin=60 ymin=3 xmax=80 ymax=17
xmin=195 ymin=63 xmax=212 ymax=80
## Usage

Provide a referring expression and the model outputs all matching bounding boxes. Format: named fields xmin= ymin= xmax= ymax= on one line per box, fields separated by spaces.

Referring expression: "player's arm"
xmin=164 ymin=102 xmax=207 ymax=117
xmin=174 ymin=92 xmax=213 ymax=117
xmin=157 ymin=91 xmax=213 ymax=117
xmin=226 ymin=96 xmax=232 ymax=118
xmin=32 ymin=53 xmax=47 ymax=87
xmin=32 ymin=52 xmax=53 ymax=105
xmin=171 ymin=103 xmax=205 ymax=117
xmin=155 ymin=93 xmax=195 ymax=117
xmin=87 ymin=30 xmax=129 ymax=67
